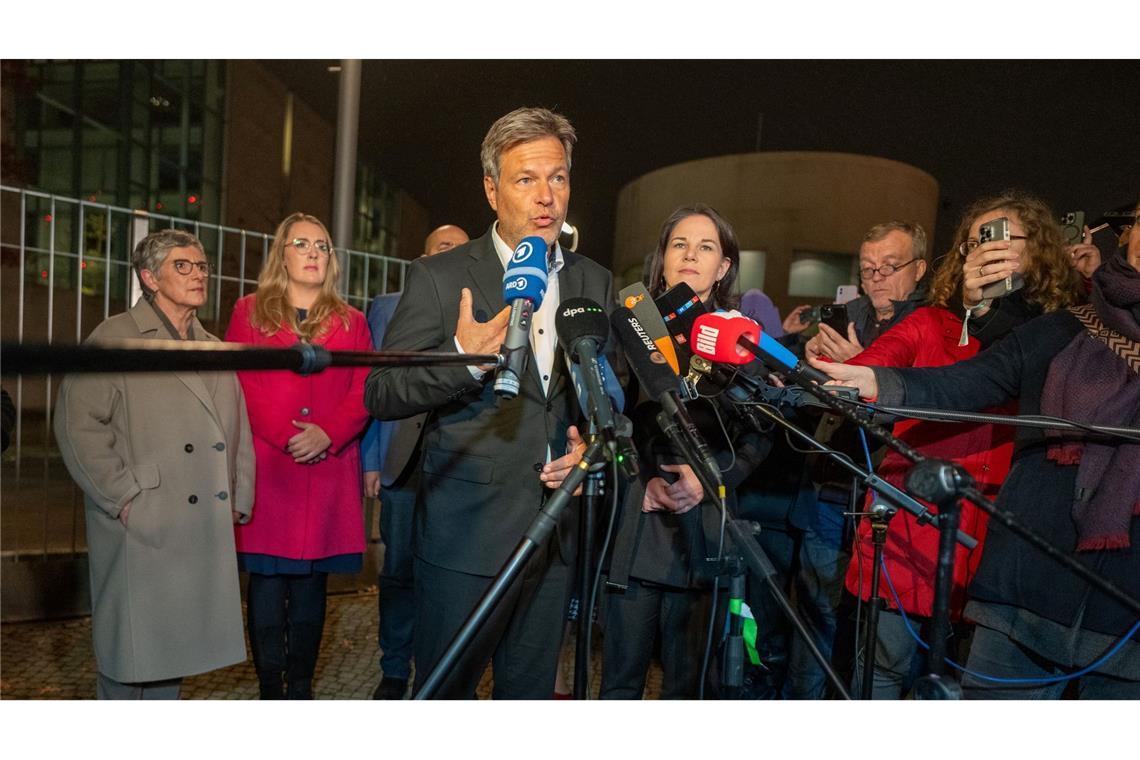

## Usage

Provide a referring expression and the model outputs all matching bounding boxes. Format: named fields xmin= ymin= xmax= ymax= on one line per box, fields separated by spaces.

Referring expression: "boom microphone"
xmin=691 ymin=311 xmax=831 ymax=386
xmin=494 ymin=236 xmax=548 ymax=399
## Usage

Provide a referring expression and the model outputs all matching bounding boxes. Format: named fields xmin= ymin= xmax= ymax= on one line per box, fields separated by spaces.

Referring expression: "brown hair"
xmin=645 ymin=204 xmax=741 ymax=311
xmin=250 ymin=212 xmax=350 ymax=342
xmin=927 ymin=189 xmax=1080 ymax=313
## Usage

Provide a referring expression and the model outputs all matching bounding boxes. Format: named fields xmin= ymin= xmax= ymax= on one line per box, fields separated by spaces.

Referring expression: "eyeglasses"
xmin=171 ymin=259 xmax=211 ymax=276
xmin=287 ymin=238 xmax=333 ymax=256
xmin=859 ymin=258 xmax=919 ymax=281
xmin=958 ymin=236 xmax=1028 ymax=256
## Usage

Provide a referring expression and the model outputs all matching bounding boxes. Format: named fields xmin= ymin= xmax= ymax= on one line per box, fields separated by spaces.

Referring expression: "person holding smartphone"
xmin=806 ymin=222 xmax=929 ymax=363
xmin=958 ymin=191 xmax=1083 ymax=348
xmin=809 ymin=203 xmax=1140 ymax=699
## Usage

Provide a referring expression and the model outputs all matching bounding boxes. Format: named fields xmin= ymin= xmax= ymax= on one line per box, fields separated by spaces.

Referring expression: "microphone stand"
xmin=571 ymin=425 xmax=609 ymax=700
xmin=655 ymin=403 xmax=854 ymax=699
xmin=416 ymin=436 xmax=608 ymax=700
xmin=765 ymin=364 xmax=1140 ymax=699
xmin=1 ymin=340 xmax=502 ymax=376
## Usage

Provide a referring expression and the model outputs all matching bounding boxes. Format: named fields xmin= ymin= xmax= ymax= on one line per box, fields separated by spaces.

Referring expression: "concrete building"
xmin=613 ymin=151 xmax=939 ymax=316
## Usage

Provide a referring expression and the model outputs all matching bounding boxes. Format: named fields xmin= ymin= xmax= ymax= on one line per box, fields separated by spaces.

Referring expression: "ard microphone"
xmin=556 ymin=298 xmax=618 ymax=448
xmin=691 ymin=311 xmax=831 ymax=386
xmin=494 ymin=236 xmax=548 ymax=399
xmin=610 ymin=307 xmax=723 ymax=493
xmin=619 ymin=282 xmax=680 ymax=374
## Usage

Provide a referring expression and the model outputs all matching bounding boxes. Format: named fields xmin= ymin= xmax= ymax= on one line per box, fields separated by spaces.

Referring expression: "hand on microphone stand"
xmin=454 ymin=287 xmax=510 ymax=372
xmin=540 ymin=424 xmax=587 ymax=494
xmin=643 ymin=463 xmax=702 ymax=514
xmin=807 ymin=357 xmax=879 ymax=399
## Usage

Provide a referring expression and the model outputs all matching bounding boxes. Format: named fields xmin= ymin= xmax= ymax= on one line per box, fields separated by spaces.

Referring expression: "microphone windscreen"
xmin=654 ymin=282 xmax=707 ymax=369
xmin=620 ymin=282 xmax=680 ymax=374
xmin=691 ymin=312 xmax=760 ymax=365
xmin=567 ymin=353 xmax=626 ymax=414
xmin=609 ymin=307 xmax=681 ymax=401
xmin=555 ymin=297 xmax=610 ymax=359
xmin=502 ymin=235 xmax=549 ymax=308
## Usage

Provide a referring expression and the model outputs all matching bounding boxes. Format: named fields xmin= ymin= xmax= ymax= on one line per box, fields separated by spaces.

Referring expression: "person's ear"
xmin=483 ymin=176 xmax=498 ymax=212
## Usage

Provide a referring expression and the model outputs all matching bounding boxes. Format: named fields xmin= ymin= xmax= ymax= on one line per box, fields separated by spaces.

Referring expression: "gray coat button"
xmin=188 ymin=495 xmax=198 ymax=504
xmin=216 ymin=491 xmax=228 ymax=501
xmin=214 ymin=442 xmax=226 ymax=451
xmin=184 ymin=444 xmax=194 ymax=453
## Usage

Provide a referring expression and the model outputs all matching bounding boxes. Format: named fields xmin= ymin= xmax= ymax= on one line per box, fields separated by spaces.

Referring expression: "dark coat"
xmin=877 ymin=310 xmax=1140 ymax=637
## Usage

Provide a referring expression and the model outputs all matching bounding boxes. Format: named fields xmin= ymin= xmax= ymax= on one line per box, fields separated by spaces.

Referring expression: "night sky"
xmin=263 ymin=60 xmax=1137 ymax=265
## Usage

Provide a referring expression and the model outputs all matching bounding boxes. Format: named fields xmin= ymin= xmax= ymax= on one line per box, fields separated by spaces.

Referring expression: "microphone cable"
xmin=880 ymin=555 xmax=1140 ymax=687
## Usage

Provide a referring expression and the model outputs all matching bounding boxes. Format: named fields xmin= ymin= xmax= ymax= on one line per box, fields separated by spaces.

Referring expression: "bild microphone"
xmin=556 ymin=298 xmax=618 ymax=449
xmin=494 ymin=236 xmax=548 ymax=399
xmin=691 ymin=311 xmax=832 ymax=386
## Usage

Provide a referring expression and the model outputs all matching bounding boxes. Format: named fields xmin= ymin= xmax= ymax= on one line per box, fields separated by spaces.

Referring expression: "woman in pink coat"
xmin=225 ymin=212 xmax=371 ymax=699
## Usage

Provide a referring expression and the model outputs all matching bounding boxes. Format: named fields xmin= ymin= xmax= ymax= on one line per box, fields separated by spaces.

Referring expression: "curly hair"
xmin=250 ymin=212 xmax=350 ymax=342
xmin=927 ymin=189 xmax=1081 ymax=313
xmin=644 ymin=204 xmax=741 ymax=311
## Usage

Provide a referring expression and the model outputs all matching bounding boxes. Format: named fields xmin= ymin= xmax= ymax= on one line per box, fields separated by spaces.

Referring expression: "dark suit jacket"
xmin=364 ymin=228 xmax=615 ymax=577
xmin=362 ymin=292 xmax=428 ymax=487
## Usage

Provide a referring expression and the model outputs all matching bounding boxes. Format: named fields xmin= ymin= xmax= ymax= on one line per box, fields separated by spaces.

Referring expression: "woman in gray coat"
xmin=54 ymin=229 xmax=255 ymax=699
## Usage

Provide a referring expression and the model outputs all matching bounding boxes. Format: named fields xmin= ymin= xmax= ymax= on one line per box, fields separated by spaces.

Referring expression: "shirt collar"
xmin=491 ymin=221 xmax=564 ymax=275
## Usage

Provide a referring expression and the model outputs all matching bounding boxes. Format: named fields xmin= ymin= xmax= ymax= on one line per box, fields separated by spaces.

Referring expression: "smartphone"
xmin=835 ymin=284 xmax=859 ymax=304
xmin=819 ymin=303 xmax=849 ymax=334
xmin=977 ymin=217 xmax=1025 ymax=299
xmin=1059 ymin=211 xmax=1085 ymax=245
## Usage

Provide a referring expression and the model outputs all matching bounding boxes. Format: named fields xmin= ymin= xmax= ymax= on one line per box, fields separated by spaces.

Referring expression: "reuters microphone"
xmin=494 ymin=236 xmax=548 ymax=399
xmin=691 ymin=311 xmax=831 ymax=386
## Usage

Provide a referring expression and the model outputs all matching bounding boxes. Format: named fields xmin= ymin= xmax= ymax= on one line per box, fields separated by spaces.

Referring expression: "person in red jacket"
xmin=225 ymin=212 xmax=372 ymax=699
xmin=838 ymin=191 xmax=1080 ymax=698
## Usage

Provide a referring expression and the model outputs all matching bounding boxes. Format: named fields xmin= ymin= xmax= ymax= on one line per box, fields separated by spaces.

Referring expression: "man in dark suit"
xmin=364 ymin=107 xmax=614 ymax=699
xmin=363 ymin=223 xmax=469 ymax=700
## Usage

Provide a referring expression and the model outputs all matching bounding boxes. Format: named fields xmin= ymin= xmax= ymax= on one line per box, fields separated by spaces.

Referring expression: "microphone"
xmin=654 ymin=282 xmax=707 ymax=372
xmin=494 ymin=236 xmax=548 ymax=399
xmin=556 ymin=298 xmax=618 ymax=449
xmin=565 ymin=355 xmax=638 ymax=478
xmin=619 ymin=282 xmax=680 ymax=374
xmin=610 ymin=307 xmax=723 ymax=495
xmin=691 ymin=311 xmax=832 ymax=386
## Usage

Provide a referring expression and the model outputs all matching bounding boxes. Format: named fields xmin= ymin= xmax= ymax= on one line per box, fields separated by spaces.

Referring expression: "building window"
xmin=787 ymin=250 xmax=858 ymax=299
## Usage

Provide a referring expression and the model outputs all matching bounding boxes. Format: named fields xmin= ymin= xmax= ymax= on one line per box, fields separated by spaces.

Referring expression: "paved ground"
xmin=0 ymin=588 xmax=663 ymax=700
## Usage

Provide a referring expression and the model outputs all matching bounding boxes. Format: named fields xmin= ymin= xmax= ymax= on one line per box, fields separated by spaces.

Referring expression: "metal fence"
xmin=0 ymin=184 xmax=409 ymax=563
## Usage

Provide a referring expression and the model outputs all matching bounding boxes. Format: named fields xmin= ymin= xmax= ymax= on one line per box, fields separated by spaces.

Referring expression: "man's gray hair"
xmin=132 ymin=229 xmax=205 ymax=289
xmin=863 ymin=220 xmax=928 ymax=262
xmin=480 ymin=107 xmax=577 ymax=184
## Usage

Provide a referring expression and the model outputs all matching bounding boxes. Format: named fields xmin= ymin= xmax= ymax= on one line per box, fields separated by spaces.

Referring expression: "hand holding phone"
xmin=963 ymin=217 xmax=1023 ymax=304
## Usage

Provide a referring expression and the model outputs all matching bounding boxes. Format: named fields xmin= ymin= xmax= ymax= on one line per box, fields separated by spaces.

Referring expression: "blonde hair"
xmin=928 ymin=190 xmax=1081 ymax=313
xmin=250 ymin=212 xmax=350 ymax=342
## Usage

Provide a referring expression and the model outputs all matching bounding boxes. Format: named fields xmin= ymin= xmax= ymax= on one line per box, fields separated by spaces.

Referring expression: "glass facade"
xmin=4 ymin=60 xmax=226 ymax=304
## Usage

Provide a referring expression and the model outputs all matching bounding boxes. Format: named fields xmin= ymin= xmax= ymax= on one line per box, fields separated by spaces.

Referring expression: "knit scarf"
xmin=1041 ymin=249 xmax=1140 ymax=551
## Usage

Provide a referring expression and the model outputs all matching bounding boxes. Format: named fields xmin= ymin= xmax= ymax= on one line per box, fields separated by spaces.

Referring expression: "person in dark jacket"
xmin=601 ymin=204 xmax=770 ymax=699
xmin=813 ymin=204 xmax=1140 ymax=698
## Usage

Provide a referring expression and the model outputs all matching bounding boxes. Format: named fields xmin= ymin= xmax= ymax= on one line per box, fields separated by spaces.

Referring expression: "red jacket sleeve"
xmin=846 ymin=308 xmax=927 ymax=370
xmin=225 ymin=296 xmax=299 ymax=451
xmin=317 ymin=309 xmax=373 ymax=454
